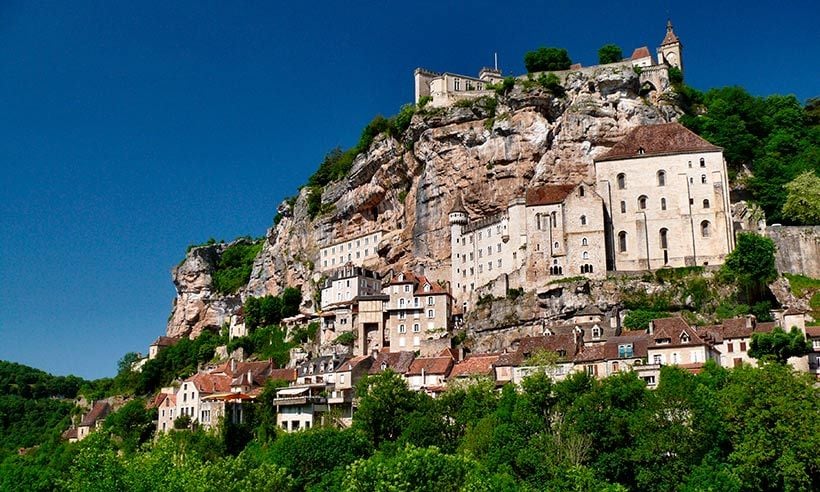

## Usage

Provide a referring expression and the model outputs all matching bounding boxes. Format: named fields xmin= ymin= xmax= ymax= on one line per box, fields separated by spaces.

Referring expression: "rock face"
xmin=166 ymin=243 xmax=242 ymax=339
xmin=167 ymin=66 xmax=683 ymax=338
xmin=766 ymin=226 xmax=820 ymax=279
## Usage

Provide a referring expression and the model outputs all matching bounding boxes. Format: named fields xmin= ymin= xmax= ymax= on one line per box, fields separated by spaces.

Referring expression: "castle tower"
xmin=657 ymin=20 xmax=683 ymax=73
xmin=448 ymin=193 xmax=468 ymax=232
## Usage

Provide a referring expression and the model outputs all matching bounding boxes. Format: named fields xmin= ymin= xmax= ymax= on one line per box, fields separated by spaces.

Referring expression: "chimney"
xmin=247 ymin=370 xmax=252 ymax=386
xmin=230 ymin=358 xmax=236 ymax=373
xmin=648 ymin=320 xmax=654 ymax=334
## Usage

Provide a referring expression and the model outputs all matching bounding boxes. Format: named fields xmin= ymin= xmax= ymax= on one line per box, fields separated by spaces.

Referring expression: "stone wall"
xmin=767 ymin=226 xmax=820 ymax=278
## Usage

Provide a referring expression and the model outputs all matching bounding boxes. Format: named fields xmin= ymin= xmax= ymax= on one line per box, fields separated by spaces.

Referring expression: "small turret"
xmin=448 ymin=194 xmax=468 ymax=227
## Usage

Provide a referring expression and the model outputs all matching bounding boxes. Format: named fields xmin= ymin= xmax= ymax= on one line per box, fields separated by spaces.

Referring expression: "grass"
xmin=784 ymin=273 xmax=820 ymax=298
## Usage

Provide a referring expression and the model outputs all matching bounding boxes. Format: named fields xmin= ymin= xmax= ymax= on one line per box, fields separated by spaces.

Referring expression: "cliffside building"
xmin=594 ymin=122 xmax=734 ymax=271
xmin=319 ymin=230 xmax=384 ymax=271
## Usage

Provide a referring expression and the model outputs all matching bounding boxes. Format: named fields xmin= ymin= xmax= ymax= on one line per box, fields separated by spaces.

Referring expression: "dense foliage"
xmin=4 ymin=362 xmax=816 ymax=491
xmin=226 ymin=325 xmax=294 ymax=368
xmin=598 ymin=44 xmax=623 ymax=64
xmin=679 ymin=88 xmax=819 ymax=223
xmin=211 ymin=239 xmax=264 ymax=294
xmin=720 ymin=232 xmax=778 ymax=302
xmin=523 ymin=47 xmax=572 ymax=72
xmin=243 ymin=288 xmax=302 ymax=331
xmin=749 ymin=326 xmax=812 ymax=363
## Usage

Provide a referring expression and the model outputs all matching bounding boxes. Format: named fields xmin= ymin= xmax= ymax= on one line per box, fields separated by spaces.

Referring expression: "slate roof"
xmin=525 ymin=185 xmax=577 ymax=206
xmin=449 ymin=354 xmax=500 ymax=378
xmin=406 ymin=357 xmax=454 ymax=376
xmin=604 ymin=333 xmax=651 ymax=359
xmin=268 ymin=368 xmax=297 ymax=382
xmin=495 ymin=333 xmax=580 ymax=366
xmin=370 ymin=350 xmax=416 ymax=374
xmin=596 ymin=123 xmax=721 ymax=162
xmin=576 ymin=305 xmax=604 ymax=317
xmin=449 ymin=193 xmax=467 ymax=214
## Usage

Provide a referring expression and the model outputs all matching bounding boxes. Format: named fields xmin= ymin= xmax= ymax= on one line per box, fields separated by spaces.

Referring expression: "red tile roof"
xmin=413 ymin=275 xmax=450 ymax=296
xmin=267 ymin=368 xmax=297 ymax=382
xmin=80 ymin=401 xmax=111 ymax=427
xmin=630 ymin=46 xmax=651 ymax=60
xmin=370 ymin=351 xmax=416 ymax=374
xmin=525 ymin=185 xmax=577 ymax=206
xmin=185 ymin=373 xmax=232 ymax=394
xmin=755 ymin=321 xmax=776 ymax=333
xmin=721 ymin=317 xmax=753 ymax=339
xmin=387 ymin=271 xmax=421 ymax=285
xmin=596 ymin=123 xmax=721 ymax=162
xmin=62 ymin=427 xmax=78 ymax=440
xmin=660 ymin=21 xmax=680 ymax=45
xmin=806 ymin=327 xmax=820 ymax=338
xmin=574 ymin=344 xmax=607 ymax=363
xmin=339 ymin=355 xmax=373 ymax=373
xmin=495 ymin=334 xmax=580 ymax=366
xmin=406 ymin=357 xmax=454 ymax=376
xmin=650 ymin=317 xmax=709 ymax=348
xmin=449 ymin=354 xmax=500 ymax=378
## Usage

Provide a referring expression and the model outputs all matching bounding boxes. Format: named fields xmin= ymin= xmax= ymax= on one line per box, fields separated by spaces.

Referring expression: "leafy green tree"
xmin=720 ymin=233 xmax=777 ymax=301
xmin=62 ymin=433 xmax=126 ymax=492
xmin=353 ymin=370 xmax=420 ymax=446
xmin=524 ymin=47 xmax=572 ymax=72
xmin=597 ymin=44 xmax=623 ymax=64
xmin=782 ymin=170 xmax=820 ymax=224
xmin=622 ymin=309 xmax=670 ymax=330
xmin=103 ymin=398 xmax=155 ymax=453
xmin=211 ymin=239 xmax=263 ymax=294
xmin=344 ymin=445 xmax=475 ymax=492
xmin=749 ymin=326 xmax=811 ymax=363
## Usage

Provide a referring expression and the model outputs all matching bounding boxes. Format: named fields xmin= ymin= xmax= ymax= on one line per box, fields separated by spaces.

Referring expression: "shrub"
xmin=623 ymin=310 xmax=670 ymax=330
xmin=211 ymin=240 xmax=263 ymax=294
xmin=668 ymin=66 xmax=683 ymax=85
xmin=334 ymin=331 xmax=357 ymax=346
xmin=524 ymin=47 xmax=572 ymax=72
xmin=598 ymin=44 xmax=623 ymax=64
xmin=417 ymin=95 xmax=432 ymax=108
xmin=536 ymin=72 xmax=565 ymax=97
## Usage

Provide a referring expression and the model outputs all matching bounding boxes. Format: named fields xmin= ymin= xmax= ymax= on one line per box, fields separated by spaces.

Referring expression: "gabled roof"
xmin=721 ymin=317 xmax=754 ymax=339
xmin=576 ymin=305 xmax=604 ymax=317
xmin=338 ymin=355 xmax=373 ymax=373
xmin=525 ymin=185 xmax=577 ymax=206
xmin=649 ymin=317 xmax=709 ymax=348
xmin=574 ymin=344 xmax=607 ymax=363
xmin=80 ymin=401 xmax=111 ymax=427
xmin=805 ymin=327 xmax=820 ymax=338
xmin=370 ymin=351 xmax=416 ymax=374
xmin=151 ymin=336 xmax=180 ymax=347
xmin=387 ymin=271 xmax=421 ymax=285
xmin=449 ymin=193 xmax=467 ymax=214
xmin=596 ymin=123 xmax=721 ymax=162
xmin=783 ymin=306 xmax=807 ymax=316
xmin=630 ymin=46 xmax=651 ymax=60
xmin=495 ymin=333 xmax=580 ymax=366
xmin=268 ymin=368 xmax=297 ymax=382
xmin=62 ymin=427 xmax=78 ymax=440
xmin=449 ymin=354 xmax=500 ymax=378
xmin=149 ymin=392 xmax=176 ymax=409
xmin=406 ymin=357 xmax=454 ymax=376
xmin=414 ymin=275 xmax=450 ymax=296
xmin=184 ymin=373 xmax=232 ymax=395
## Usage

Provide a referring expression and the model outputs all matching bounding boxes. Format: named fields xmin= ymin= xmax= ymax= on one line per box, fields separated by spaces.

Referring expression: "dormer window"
xmin=637 ymin=147 xmax=645 ymax=155
xmin=424 ymin=283 xmax=431 ymax=292
xmin=680 ymin=332 xmax=690 ymax=344
xmin=656 ymin=337 xmax=672 ymax=345
xmin=380 ymin=362 xmax=388 ymax=370
xmin=557 ymin=349 xmax=567 ymax=357
xmin=592 ymin=326 xmax=602 ymax=338
xmin=397 ymin=273 xmax=404 ymax=282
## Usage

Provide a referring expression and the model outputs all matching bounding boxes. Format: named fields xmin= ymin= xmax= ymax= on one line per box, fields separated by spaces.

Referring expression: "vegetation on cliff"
xmin=211 ymin=239 xmax=264 ymax=294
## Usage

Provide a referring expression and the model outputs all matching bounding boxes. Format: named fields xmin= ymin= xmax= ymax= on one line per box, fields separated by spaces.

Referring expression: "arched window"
xmin=554 ymin=241 xmax=559 ymax=250
xmin=582 ymin=251 xmax=589 ymax=260
xmin=580 ymin=215 xmax=587 ymax=225
xmin=661 ymin=197 xmax=667 ymax=210
xmin=579 ymin=186 xmax=585 ymax=197
xmin=657 ymin=170 xmax=666 ymax=186
xmin=620 ymin=201 xmax=626 ymax=214
xmin=699 ymin=158 xmax=705 ymax=168
xmin=581 ymin=237 xmax=588 ymax=246
xmin=618 ymin=231 xmax=627 ymax=252
xmin=617 ymin=173 xmax=626 ymax=189
xmin=703 ymin=199 xmax=710 ymax=209
xmin=701 ymin=220 xmax=711 ymax=237
xmin=659 ymin=228 xmax=668 ymax=249
xmin=592 ymin=326 xmax=602 ymax=338
xmin=688 ymin=160 xmax=693 ymax=168
xmin=701 ymin=174 xmax=707 ymax=184
xmin=638 ymin=195 xmax=648 ymax=210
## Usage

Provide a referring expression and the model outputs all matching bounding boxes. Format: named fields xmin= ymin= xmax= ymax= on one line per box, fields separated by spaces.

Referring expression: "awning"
xmin=276 ymin=387 xmax=309 ymax=396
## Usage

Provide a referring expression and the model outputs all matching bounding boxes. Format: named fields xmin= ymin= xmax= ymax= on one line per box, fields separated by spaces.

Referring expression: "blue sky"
xmin=1 ymin=1 xmax=817 ymax=379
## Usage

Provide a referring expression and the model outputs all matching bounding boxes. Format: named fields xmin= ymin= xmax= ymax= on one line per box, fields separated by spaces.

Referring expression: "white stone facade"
xmin=319 ymin=230 xmax=383 ymax=271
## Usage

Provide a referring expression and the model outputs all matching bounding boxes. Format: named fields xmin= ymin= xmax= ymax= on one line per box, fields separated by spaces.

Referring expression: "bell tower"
xmin=657 ymin=20 xmax=683 ymax=73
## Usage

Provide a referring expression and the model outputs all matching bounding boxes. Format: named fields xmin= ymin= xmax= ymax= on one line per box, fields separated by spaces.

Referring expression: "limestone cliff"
xmin=167 ymin=65 xmax=682 ymax=338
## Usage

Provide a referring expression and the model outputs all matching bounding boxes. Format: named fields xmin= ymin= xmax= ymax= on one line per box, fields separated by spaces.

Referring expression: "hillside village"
xmin=63 ymin=21 xmax=820 ymax=443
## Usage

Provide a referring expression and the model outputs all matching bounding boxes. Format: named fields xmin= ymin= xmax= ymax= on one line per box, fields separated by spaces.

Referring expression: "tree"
xmin=103 ymin=399 xmax=155 ymax=453
xmin=782 ymin=171 xmax=820 ymax=225
xmin=749 ymin=326 xmax=811 ymax=363
xmin=353 ymin=370 xmax=420 ymax=446
xmin=721 ymin=233 xmax=777 ymax=301
xmin=344 ymin=445 xmax=475 ymax=492
xmin=524 ymin=47 xmax=572 ymax=72
xmin=598 ymin=44 xmax=623 ymax=64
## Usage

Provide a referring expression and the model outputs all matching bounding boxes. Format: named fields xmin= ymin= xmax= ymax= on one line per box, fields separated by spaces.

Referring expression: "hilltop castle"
xmin=415 ymin=20 xmax=683 ymax=108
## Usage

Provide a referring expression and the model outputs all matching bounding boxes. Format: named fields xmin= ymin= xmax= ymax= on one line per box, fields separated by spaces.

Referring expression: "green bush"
xmin=524 ymin=47 xmax=572 ymax=72
xmin=334 ymin=331 xmax=357 ymax=346
xmin=598 ymin=44 xmax=623 ymax=64
xmin=623 ymin=310 xmax=670 ymax=330
xmin=212 ymin=240 xmax=263 ymax=294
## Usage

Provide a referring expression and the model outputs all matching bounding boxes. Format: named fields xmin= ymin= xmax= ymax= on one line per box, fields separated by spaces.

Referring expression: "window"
xmin=579 ymin=186 xmax=585 ymax=196
xmin=404 ymin=284 xmax=411 ymax=293
xmin=637 ymin=147 xmax=645 ymax=155
xmin=536 ymin=213 xmax=542 ymax=230
xmin=659 ymin=228 xmax=668 ymax=249
xmin=582 ymin=251 xmax=589 ymax=259
xmin=661 ymin=197 xmax=667 ymax=210
xmin=701 ymin=174 xmax=707 ymax=184
xmin=427 ymin=309 xmax=435 ymax=319
xmin=399 ymin=298 xmax=405 ymax=307
xmin=554 ymin=241 xmax=559 ymax=250
xmin=487 ymin=246 xmax=492 ymax=255
xmin=497 ymin=243 xmax=502 ymax=253
xmin=618 ymin=231 xmax=627 ymax=252
xmin=638 ymin=195 xmax=648 ymax=210
xmin=454 ymin=78 xmax=460 ymax=91
xmin=399 ymin=311 xmax=406 ymax=320
xmin=427 ymin=296 xmax=434 ymax=306
xmin=703 ymin=199 xmax=710 ymax=208
xmin=672 ymin=353 xmax=680 ymax=364
xmin=653 ymin=354 xmax=662 ymax=364
xmin=398 ymin=324 xmax=406 ymax=334
xmin=592 ymin=326 xmax=602 ymax=338
xmin=497 ymin=258 xmax=502 ymax=268
xmin=488 ymin=261 xmax=492 ymax=271
xmin=551 ymin=212 xmax=557 ymax=227
xmin=680 ymin=332 xmax=690 ymax=343
xmin=688 ymin=160 xmax=692 ymax=168
xmin=582 ymin=237 xmax=588 ymax=246
xmin=617 ymin=173 xmax=626 ymax=189
xmin=478 ymin=232 xmax=482 ymax=240
xmin=580 ymin=215 xmax=587 ymax=225
xmin=701 ymin=220 xmax=711 ymax=237
xmin=657 ymin=170 xmax=666 ymax=186
xmin=413 ymin=323 xmax=420 ymax=332
xmin=699 ymin=158 xmax=705 ymax=168
xmin=740 ymin=341 xmax=747 ymax=351
xmin=581 ymin=263 xmax=593 ymax=273
xmin=620 ymin=201 xmax=626 ymax=213
xmin=478 ymin=250 xmax=482 ymax=258
xmin=618 ymin=344 xmax=634 ymax=358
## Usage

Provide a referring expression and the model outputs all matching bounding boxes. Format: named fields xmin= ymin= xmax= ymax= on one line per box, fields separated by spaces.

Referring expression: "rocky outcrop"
xmin=767 ymin=226 xmax=820 ymax=278
xmin=167 ymin=65 xmax=683 ymax=337
xmin=166 ymin=243 xmax=242 ymax=339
